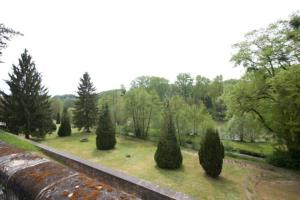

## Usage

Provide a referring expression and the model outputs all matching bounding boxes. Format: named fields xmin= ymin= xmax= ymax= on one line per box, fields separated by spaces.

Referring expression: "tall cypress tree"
xmin=198 ymin=129 xmax=224 ymax=178
xmin=73 ymin=72 xmax=98 ymax=132
xmin=154 ymin=104 xmax=183 ymax=169
xmin=0 ymin=49 xmax=54 ymax=138
xmin=56 ymin=112 xmax=61 ymax=124
xmin=96 ymin=104 xmax=116 ymax=150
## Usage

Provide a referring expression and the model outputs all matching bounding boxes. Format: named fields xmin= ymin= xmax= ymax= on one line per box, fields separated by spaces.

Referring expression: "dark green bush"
xmin=199 ymin=129 xmax=224 ymax=178
xmin=58 ymin=108 xmax=71 ymax=137
xmin=96 ymin=104 xmax=116 ymax=150
xmin=267 ymin=150 xmax=300 ymax=170
xmin=56 ymin=112 xmax=61 ymax=124
xmin=154 ymin=108 xmax=182 ymax=169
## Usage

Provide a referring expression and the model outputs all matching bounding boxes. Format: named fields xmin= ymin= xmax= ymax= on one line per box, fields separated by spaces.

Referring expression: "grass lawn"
xmin=0 ymin=130 xmax=39 ymax=152
xmin=41 ymin=130 xmax=300 ymax=200
xmin=222 ymin=140 xmax=274 ymax=156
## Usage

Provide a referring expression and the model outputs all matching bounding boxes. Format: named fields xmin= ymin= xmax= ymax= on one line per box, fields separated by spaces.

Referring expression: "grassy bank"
xmin=0 ymin=130 xmax=39 ymax=152
xmin=40 ymin=130 xmax=300 ymax=200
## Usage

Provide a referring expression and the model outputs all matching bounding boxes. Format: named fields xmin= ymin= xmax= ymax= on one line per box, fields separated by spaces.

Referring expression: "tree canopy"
xmin=73 ymin=72 xmax=98 ymax=132
xmin=0 ymin=49 xmax=53 ymax=138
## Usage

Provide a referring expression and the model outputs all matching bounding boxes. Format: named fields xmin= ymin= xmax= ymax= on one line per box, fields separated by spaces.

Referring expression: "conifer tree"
xmin=73 ymin=72 xmax=98 ymax=132
xmin=58 ymin=107 xmax=71 ymax=137
xmin=96 ymin=104 xmax=116 ymax=150
xmin=154 ymin=104 xmax=182 ymax=169
xmin=0 ymin=49 xmax=53 ymax=138
xmin=56 ymin=112 xmax=61 ymax=124
xmin=198 ymin=129 xmax=224 ymax=178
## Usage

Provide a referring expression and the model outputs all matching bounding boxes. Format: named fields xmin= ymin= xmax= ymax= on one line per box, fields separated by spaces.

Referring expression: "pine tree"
xmin=96 ymin=104 xmax=116 ymax=150
xmin=0 ymin=49 xmax=54 ymax=138
xmin=56 ymin=112 xmax=61 ymax=124
xmin=198 ymin=129 xmax=224 ymax=178
xmin=154 ymin=105 xmax=182 ymax=169
xmin=58 ymin=107 xmax=71 ymax=137
xmin=73 ymin=72 xmax=98 ymax=132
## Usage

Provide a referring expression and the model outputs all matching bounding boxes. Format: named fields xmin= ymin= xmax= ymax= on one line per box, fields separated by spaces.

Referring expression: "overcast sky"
xmin=0 ymin=0 xmax=299 ymax=95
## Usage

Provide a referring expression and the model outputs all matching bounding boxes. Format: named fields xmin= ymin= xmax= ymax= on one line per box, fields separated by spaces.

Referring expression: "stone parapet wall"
xmin=25 ymin=139 xmax=194 ymax=200
xmin=0 ymin=141 xmax=139 ymax=200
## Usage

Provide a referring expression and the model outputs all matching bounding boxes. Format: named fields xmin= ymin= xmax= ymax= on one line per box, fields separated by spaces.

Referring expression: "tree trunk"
xmin=175 ymin=117 xmax=182 ymax=145
xmin=250 ymin=131 xmax=255 ymax=143
xmin=239 ymin=130 xmax=244 ymax=142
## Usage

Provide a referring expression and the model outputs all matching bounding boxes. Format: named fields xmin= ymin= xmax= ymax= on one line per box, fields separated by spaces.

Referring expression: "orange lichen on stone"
xmin=62 ymin=190 xmax=69 ymax=197
xmin=29 ymin=171 xmax=50 ymax=182
xmin=120 ymin=194 xmax=130 ymax=200
xmin=0 ymin=147 xmax=23 ymax=156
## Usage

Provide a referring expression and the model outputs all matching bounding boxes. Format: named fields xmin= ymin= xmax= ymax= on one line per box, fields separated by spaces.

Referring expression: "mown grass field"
xmin=38 ymin=130 xmax=300 ymax=200
xmin=222 ymin=140 xmax=273 ymax=156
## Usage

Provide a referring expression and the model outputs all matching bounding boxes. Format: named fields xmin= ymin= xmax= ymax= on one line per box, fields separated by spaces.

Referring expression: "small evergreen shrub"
xmin=199 ymin=129 xmax=224 ymax=178
xmin=96 ymin=104 xmax=116 ymax=150
xmin=154 ymin=107 xmax=182 ymax=169
xmin=58 ymin=108 xmax=71 ymax=137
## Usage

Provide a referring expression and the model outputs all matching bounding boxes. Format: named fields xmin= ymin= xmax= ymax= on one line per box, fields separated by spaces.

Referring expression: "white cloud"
xmin=0 ymin=0 xmax=299 ymax=95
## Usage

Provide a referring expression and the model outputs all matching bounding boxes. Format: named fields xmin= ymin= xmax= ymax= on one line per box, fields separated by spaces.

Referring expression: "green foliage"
xmin=96 ymin=104 xmax=116 ymax=150
xmin=98 ymin=89 xmax=126 ymax=127
xmin=125 ymin=88 xmax=160 ymax=139
xmin=174 ymin=73 xmax=194 ymax=100
xmin=52 ymin=94 xmax=76 ymax=109
xmin=154 ymin=106 xmax=182 ymax=169
xmin=231 ymin=18 xmax=299 ymax=77
xmin=199 ymin=129 xmax=224 ymax=178
xmin=227 ymin=13 xmax=300 ymax=166
xmin=58 ymin=108 xmax=71 ymax=137
xmin=56 ymin=112 xmax=61 ymax=124
xmin=188 ymin=103 xmax=214 ymax=135
xmin=226 ymin=113 xmax=266 ymax=142
xmin=50 ymin=97 xmax=63 ymax=119
xmin=0 ymin=49 xmax=53 ymax=138
xmin=131 ymin=76 xmax=170 ymax=100
xmin=193 ymin=75 xmax=211 ymax=105
xmin=73 ymin=72 xmax=98 ymax=132
xmin=169 ymin=96 xmax=189 ymax=144
xmin=267 ymin=150 xmax=300 ymax=170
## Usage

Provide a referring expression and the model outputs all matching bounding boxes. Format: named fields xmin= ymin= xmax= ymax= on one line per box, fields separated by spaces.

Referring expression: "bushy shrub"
xmin=199 ymin=129 xmax=224 ymax=178
xmin=58 ymin=108 xmax=71 ymax=137
xmin=96 ymin=104 xmax=116 ymax=150
xmin=267 ymin=150 xmax=300 ymax=170
xmin=154 ymin=108 xmax=182 ymax=169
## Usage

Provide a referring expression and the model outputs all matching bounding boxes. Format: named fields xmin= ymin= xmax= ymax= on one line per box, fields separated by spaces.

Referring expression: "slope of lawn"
xmin=0 ymin=130 xmax=39 ymax=152
xmin=222 ymin=140 xmax=274 ymax=157
xmin=41 ymin=131 xmax=300 ymax=200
